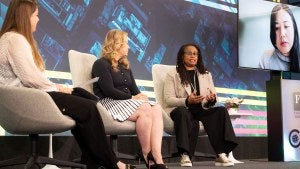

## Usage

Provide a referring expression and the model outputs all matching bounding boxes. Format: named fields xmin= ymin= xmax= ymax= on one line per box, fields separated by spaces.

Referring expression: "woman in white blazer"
xmin=164 ymin=44 xmax=238 ymax=167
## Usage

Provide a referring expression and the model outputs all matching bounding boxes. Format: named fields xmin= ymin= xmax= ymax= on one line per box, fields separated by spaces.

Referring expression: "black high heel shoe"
xmin=146 ymin=152 xmax=168 ymax=169
xmin=139 ymin=152 xmax=150 ymax=168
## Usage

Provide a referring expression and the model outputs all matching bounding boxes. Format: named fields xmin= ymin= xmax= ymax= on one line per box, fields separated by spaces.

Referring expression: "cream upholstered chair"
xmin=0 ymin=86 xmax=86 ymax=169
xmin=152 ymin=64 xmax=214 ymax=158
xmin=68 ymin=50 xmax=136 ymax=159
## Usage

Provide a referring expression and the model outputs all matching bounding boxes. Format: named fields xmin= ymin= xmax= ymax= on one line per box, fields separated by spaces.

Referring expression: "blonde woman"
xmin=92 ymin=29 xmax=167 ymax=169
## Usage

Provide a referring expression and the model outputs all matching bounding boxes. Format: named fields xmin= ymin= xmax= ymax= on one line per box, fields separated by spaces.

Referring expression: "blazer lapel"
xmin=176 ymin=73 xmax=192 ymax=95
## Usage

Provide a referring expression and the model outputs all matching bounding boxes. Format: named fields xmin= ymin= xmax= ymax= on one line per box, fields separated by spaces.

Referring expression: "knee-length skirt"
xmin=99 ymin=98 xmax=157 ymax=122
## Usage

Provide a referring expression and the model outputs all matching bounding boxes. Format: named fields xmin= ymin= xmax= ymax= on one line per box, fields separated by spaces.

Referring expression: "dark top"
xmin=187 ymin=70 xmax=200 ymax=95
xmin=92 ymin=57 xmax=140 ymax=100
xmin=186 ymin=70 xmax=202 ymax=111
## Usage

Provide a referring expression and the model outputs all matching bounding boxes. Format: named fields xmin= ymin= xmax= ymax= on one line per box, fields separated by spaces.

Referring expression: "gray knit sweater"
xmin=0 ymin=32 xmax=56 ymax=91
xmin=258 ymin=49 xmax=290 ymax=71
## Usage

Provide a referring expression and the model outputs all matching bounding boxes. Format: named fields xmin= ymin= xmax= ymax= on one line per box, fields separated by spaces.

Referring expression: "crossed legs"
xmin=127 ymin=103 xmax=164 ymax=164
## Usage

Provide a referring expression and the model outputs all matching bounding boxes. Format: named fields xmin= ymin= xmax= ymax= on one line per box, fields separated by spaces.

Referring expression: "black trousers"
xmin=48 ymin=92 xmax=118 ymax=169
xmin=170 ymin=105 xmax=238 ymax=157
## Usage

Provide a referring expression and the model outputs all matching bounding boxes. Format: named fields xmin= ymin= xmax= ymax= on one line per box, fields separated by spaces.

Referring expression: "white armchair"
xmin=68 ymin=50 xmax=136 ymax=159
xmin=0 ymin=86 xmax=86 ymax=169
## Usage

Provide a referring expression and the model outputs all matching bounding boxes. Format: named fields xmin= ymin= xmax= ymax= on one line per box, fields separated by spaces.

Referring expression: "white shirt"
xmin=0 ymin=31 xmax=57 ymax=91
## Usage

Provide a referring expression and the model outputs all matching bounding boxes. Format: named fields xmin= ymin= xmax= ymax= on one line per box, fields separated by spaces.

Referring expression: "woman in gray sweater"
xmin=259 ymin=4 xmax=300 ymax=72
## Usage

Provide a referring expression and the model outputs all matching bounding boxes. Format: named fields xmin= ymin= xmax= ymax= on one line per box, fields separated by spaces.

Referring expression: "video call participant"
xmin=259 ymin=4 xmax=300 ymax=72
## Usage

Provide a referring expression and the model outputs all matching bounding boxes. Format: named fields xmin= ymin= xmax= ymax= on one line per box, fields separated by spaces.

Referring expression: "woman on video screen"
xmin=259 ymin=4 xmax=300 ymax=72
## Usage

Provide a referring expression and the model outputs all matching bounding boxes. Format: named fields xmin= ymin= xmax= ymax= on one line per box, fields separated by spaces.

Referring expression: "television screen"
xmin=0 ymin=0 xmax=271 ymax=137
xmin=238 ymin=0 xmax=300 ymax=72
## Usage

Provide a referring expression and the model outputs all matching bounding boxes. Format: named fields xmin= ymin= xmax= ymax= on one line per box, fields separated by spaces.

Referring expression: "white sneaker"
xmin=215 ymin=153 xmax=234 ymax=167
xmin=180 ymin=154 xmax=192 ymax=167
xmin=227 ymin=152 xmax=244 ymax=164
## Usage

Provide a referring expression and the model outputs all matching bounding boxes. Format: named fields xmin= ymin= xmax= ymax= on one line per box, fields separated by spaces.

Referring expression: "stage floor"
xmin=1 ymin=159 xmax=300 ymax=169
xmin=131 ymin=159 xmax=300 ymax=169
xmin=158 ymin=159 xmax=300 ymax=169
xmin=0 ymin=136 xmax=294 ymax=169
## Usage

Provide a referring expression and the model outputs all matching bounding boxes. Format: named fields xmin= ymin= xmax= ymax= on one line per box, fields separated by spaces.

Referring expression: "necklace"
xmin=190 ymin=70 xmax=197 ymax=94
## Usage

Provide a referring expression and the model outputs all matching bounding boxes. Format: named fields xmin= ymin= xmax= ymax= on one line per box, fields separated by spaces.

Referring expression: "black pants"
xmin=48 ymin=92 xmax=118 ymax=169
xmin=170 ymin=106 xmax=238 ymax=157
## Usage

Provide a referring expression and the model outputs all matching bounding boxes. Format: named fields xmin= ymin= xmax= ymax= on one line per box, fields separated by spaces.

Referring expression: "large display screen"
xmin=0 ymin=0 xmax=270 ymax=137
xmin=238 ymin=0 xmax=300 ymax=72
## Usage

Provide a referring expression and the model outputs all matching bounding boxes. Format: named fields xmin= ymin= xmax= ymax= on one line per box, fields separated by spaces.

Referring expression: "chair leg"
xmin=30 ymin=134 xmax=86 ymax=169
xmin=0 ymin=155 xmax=28 ymax=167
xmin=0 ymin=134 xmax=86 ymax=169
xmin=24 ymin=156 xmax=35 ymax=169
xmin=42 ymin=134 xmax=60 ymax=169
xmin=110 ymin=135 xmax=137 ymax=160
xmin=36 ymin=156 xmax=86 ymax=169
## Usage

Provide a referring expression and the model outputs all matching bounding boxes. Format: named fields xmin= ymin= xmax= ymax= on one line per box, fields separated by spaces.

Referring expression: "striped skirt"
xmin=100 ymin=98 xmax=157 ymax=122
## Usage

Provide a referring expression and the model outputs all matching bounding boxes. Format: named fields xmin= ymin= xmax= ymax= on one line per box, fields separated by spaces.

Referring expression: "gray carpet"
xmin=1 ymin=159 xmax=300 ymax=169
xmin=134 ymin=159 xmax=300 ymax=169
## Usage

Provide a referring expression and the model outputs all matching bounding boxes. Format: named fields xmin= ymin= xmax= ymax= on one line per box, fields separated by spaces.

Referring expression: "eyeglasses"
xmin=20 ymin=0 xmax=37 ymax=3
xmin=184 ymin=52 xmax=198 ymax=56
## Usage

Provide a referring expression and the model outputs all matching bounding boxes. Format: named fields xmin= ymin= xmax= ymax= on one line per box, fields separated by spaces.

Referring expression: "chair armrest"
xmin=0 ymin=86 xmax=75 ymax=134
xmin=96 ymin=102 xmax=135 ymax=135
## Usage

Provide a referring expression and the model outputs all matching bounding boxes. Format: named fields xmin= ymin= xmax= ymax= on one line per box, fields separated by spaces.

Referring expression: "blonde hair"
xmin=0 ymin=0 xmax=45 ymax=71
xmin=100 ymin=29 xmax=130 ymax=71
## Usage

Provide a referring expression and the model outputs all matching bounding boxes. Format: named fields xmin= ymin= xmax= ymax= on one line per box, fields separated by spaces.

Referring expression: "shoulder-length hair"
xmin=270 ymin=4 xmax=300 ymax=72
xmin=100 ymin=29 xmax=130 ymax=71
xmin=176 ymin=43 xmax=207 ymax=85
xmin=0 ymin=0 xmax=44 ymax=71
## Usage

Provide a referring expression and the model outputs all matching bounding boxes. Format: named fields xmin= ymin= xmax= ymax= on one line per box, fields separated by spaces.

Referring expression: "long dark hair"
xmin=270 ymin=4 xmax=300 ymax=72
xmin=176 ymin=43 xmax=207 ymax=85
